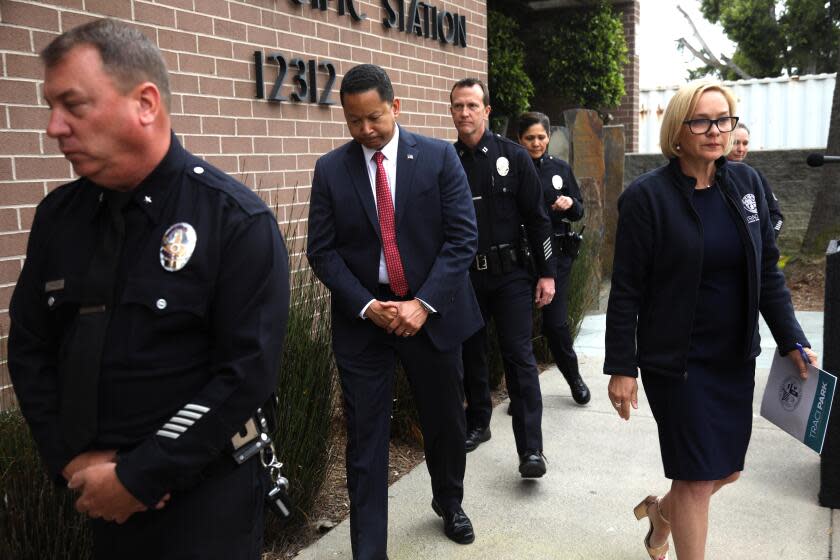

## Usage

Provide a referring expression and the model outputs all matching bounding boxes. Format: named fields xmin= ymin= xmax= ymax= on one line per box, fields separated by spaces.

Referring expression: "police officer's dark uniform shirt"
xmin=8 ymin=133 xmax=290 ymax=508
xmin=454 ymin=130 xmax=555 ymax=276
xmin=534 ymin=154 xmax=584 ymax=234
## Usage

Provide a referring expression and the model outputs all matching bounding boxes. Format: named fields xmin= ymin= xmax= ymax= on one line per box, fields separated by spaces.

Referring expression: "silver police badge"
xmin=496 ymin=156 xmax=510 ymax=177
xmin=160 ymin=223 xmax=197 ymax=272
xmin=552 ymin=175 xmax=564 ymax=190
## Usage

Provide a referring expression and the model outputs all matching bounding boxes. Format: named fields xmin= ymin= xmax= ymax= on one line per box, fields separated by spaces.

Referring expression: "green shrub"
xmin=0 ymin=410 xmax=94 ymax=560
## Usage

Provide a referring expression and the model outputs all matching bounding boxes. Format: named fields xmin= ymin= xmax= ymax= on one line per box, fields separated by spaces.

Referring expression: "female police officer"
xmin=517 ymin=112 xmax=590 ymax=405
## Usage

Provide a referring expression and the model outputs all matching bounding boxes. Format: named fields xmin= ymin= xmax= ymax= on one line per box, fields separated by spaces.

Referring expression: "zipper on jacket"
xmin=715 ymin=169 xmax=759 ymax=360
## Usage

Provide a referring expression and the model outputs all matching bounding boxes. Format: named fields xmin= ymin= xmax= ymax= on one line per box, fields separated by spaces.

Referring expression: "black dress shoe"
xmin=565 ymin=373 xmax=591 ymax=405
xmin=519 ymin=451 xmax=547 ymax=478
xmin=431 ymin=499 xmax=475 ymax=544
xmin=464 ymin=426 xmax=491 ymax=452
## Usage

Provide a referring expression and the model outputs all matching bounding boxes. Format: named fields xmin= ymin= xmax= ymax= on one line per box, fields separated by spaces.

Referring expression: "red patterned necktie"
xmin=373 ymin=151 xmax=408 ymax=296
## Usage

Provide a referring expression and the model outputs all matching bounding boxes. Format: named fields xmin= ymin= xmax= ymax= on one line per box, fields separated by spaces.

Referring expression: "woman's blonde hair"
xmin=660 ymin=79 xmax=737 ymax=159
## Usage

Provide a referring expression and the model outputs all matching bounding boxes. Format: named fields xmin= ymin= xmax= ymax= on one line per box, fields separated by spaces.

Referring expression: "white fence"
xmin=638 ymin=73 xmax=836 ymax=154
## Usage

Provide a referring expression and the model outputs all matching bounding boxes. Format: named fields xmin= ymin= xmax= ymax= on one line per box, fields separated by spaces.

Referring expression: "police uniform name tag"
xmin=496 ymin=156 xmax=510 ymax=177
xmin=160 ymin=223 xmax=197 ymax=272
xmin=552 ymin=175 xmax=563 ymax=190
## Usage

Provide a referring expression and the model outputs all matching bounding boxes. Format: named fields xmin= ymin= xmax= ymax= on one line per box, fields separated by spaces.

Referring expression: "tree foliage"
xmin=487 ymin=10 xmax=533 ymax=122
xmin=700 ymin=0 xmax=840 ymax=78
xmin=528 ymin=0 xmax=628 ymax=110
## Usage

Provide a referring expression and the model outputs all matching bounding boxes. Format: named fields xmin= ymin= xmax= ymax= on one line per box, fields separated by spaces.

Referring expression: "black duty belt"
xmin=472 ymin=243 xmax=519 ymax=275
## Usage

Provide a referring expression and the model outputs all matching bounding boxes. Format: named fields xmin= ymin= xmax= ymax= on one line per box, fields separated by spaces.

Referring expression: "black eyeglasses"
xmin=682 ymin=116 xmax=739 ymax=135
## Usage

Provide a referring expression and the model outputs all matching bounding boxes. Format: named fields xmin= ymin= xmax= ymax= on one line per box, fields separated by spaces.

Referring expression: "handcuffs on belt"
xmin=230 ymin=407 xmax=293 ymax=519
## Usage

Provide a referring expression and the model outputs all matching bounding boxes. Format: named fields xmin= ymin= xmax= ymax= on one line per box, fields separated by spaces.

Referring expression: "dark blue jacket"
xmin=604 ymin=157 xmax=808 ymax=378
xmin=307 ymin=127 xmax=483 ymax=354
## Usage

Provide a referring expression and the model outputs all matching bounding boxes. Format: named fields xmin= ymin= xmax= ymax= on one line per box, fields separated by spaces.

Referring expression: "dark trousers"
xmin=541 ymin=255 xmax=580 ymax=377
xmin=335 ymin=288 xmax=467 ymax=560
xmin=90 ymin=457 xmax=266 ymax=560
xmin=462 ymin=267 xmax=543 ymax=455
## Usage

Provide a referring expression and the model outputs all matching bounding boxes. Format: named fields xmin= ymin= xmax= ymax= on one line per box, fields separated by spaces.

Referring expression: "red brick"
xmin=0 ymin=80 xmax=38 ymax=105
xmin=213 ymin=18 xmax=246 ymax=41
xmin=194 ymin=0 xmax=230 ymax=18
xmin=183 ymin=134 xmax=221 ymax=155
xmin=134 ymin=1 xmax=176 ymax=27
xmin=339 ymin=29 xmax=362 ymax=47
xmin=47 ymin=0 xmax=84 ymax=8
xmin=0 ymin=209 xmax=19 ymax=233
xmin=0 ymin=259 xmax=23 ymax=284
xmin=176 ymin=11 xmax=214 ymax=34
xmin=197 ymin=36 xmax=233 ymax=59
xmin=170 ymin=114 xmax=201 ymax=134
xmin=161 ymin=51 xmax=179 ymax=73
xmin=32 ymin=30 xmax=59 ymax=53
xmin=18 ymin=207 xmax=37 ymax=231
xmin=178 ymin=53 xmax=216 ymax=74
xmin=221 ymin=136 xmax=253 ymax=154
xmin=261 ymin=9 xmax=290 ymax=31
xmin=230 ymin=2 xmax=262 ymax=25
xmin=170 ymin=73 xmax=200 ymax=94
xmin=269 ymin=154 xmax=296 ymax=169
xmin=204 ymin=155 xmax=237 ymax=172
xmin=0 ymin=312 xmax=11 ymax=333
xmin=202 ymin=116 xmax=236 ymax=135
xmin=233 ymin=80 xmax=259 ymax=100
xmin=15 ymin=157 xmax=70 ymax=181
xmin=199 ymin=76 xmax=234 ymax=97
xmin=219 ymin=98 xmax=252 ymax=117
xmin=247 ymin=24 xmax=276 ymax=47
xmin=0 ymin=132 xmax=41 ymax=155
xmin=216 ymin=59 xmax=251 ymax=80
xmin=155 ymin=0 xmax=193 ymax=9
xmin=267 ymin=121 xmax=295 ymax=136
xmin=283 ymin=137 xmax=308 ymax=153
xmin=239 ymin=155 xmax=269 ymax=172
xmin=0 ymin=26 xmax=31 ymax=51
xmin=3 ymin=2 xmax=59 ymax=31
xmin=0 ymin=232 xmax=29 ymax=257
xmin=158 ymin=29 xmax=197 ymax=53
xmin=85 ymin=0 xmax=132 ymax=19
xmin=236 ymin=118 xmax=267 ymax=136
xmin=5 ymin=53 xmax=42 ymax=80
xmin=253 ymin=136 xmax=284 ymax=153
xmin=277 ymin=29 xmax=304 ymax=51
xmin=182 ymin=95 xmax=220 ymax=116
xmin=0 ymin=160 xmax=12 ymax=181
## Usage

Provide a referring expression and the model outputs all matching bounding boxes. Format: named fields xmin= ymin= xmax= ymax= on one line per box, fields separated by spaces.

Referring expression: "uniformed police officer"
xmin=449 ymin=78 xmax=556 ymax=478
xmin=517 ymin=111 xmax=591 ymax=405
xmin=8 ymin=19 xmax=290 ymax=560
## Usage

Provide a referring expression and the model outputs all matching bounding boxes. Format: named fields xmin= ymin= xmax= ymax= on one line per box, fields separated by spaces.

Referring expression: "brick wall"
xmin=610 ymin=0 xmax=638 ymax=153
xmin=0 ymin=0 xmax=489 ymax=332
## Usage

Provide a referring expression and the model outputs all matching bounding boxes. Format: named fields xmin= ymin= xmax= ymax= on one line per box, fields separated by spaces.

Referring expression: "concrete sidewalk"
xmin=296 ymin=311 xmax=833 ymax=559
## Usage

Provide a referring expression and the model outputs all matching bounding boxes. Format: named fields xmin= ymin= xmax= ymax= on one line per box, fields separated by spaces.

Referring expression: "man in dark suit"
xmin=307 ymin=64 xmax=483 ymax=560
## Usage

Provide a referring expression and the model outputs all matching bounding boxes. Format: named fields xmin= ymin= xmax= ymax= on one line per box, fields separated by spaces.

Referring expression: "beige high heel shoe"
xmin=633 ymin=495 xmax=670 ymax=560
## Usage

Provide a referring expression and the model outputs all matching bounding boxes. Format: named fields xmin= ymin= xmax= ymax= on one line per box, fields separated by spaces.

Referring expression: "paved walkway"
xmin=296 ymin=311 xmax=833 ymax=559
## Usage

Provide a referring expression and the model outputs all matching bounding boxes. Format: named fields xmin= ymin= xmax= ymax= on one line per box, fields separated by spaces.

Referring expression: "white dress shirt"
xmin=357 ymin=126 xmax=435 ymax=318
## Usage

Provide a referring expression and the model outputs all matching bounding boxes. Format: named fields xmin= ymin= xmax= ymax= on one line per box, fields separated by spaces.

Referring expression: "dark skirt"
xmin=641 ymin=359 xmax=755 ymax=481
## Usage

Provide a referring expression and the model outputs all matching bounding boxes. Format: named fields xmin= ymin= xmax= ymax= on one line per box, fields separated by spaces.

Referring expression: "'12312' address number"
xmin=254 ymin=51 xmax=336 ymax=105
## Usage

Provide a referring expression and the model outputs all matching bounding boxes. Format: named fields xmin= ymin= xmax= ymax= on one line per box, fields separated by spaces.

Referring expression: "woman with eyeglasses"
xmin=604 ymin=80 xmax=816 ymax=560
xmin=516 ymin=111 xmax=590 ymax=405
xmin=728 ymin=122 xmax=785 ymax=237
